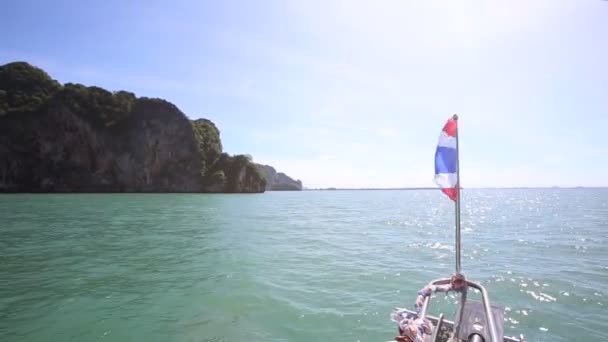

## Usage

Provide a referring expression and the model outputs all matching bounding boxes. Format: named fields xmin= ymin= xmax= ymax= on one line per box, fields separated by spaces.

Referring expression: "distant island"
xmin=0 ymin=62 xmax=302 ymax=193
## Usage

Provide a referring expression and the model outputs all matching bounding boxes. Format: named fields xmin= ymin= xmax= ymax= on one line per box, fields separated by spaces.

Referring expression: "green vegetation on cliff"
xmin=0 ymin=61 xmax=267 ymax=193
xmin=191 ymin=119 xmax=266 ymax=192
xmin=52 ymin=83 xmax=137 ymax=128
xmin=192 ymin=119 xmax=222 ymax=178
xmin=0 ymin=62 xmax=60 ymax=115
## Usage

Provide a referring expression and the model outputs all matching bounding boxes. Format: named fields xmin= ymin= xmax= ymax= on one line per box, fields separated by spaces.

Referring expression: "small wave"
xmin=526 ymin=290 xmax=557 ymax=302
xmin=540 ymin=292 xmax=557 ymax=301
xmin=505 ymin=317 xmax=519 ymax=325
xmin=429 ymin=242 xmax=453 ymax=250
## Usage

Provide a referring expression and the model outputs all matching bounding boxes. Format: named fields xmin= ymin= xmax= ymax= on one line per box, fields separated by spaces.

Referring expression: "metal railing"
xmin=418 ymin=278 xmax=501 ymax=342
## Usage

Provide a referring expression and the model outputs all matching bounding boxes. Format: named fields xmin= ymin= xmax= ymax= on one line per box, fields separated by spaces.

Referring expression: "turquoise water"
xmin=1 ymin=189 xmax=607 ymax=342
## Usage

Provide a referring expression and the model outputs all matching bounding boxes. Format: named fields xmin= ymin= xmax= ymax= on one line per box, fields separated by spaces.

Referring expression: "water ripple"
xmin=1 ymin=189 xmax=608 ymax=342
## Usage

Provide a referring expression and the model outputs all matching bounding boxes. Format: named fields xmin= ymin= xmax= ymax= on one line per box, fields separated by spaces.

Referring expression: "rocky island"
xmin=0 ymin=62 xmax=301 ymax=193
xmin=255 ymin=164 xmax=303 ymax=191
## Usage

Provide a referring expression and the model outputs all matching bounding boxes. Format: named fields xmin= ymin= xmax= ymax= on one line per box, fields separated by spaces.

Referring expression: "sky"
xmin=1 ymin=0 xmax=607 ymax=188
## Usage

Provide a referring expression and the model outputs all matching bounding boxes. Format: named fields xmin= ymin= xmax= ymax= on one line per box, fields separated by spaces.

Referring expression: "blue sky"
xmin=2 ymin=0 xmax=607 ymax=188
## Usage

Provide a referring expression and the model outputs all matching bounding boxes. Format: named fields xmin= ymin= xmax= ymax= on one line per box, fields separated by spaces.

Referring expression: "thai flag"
xmin=434 ymin=115 xmax=459 ymax=201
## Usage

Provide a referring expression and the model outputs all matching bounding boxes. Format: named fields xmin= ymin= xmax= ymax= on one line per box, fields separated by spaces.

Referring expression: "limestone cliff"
xmin=0 ymin=61 xmax=265 ymax=193
xmin=191 ymin=119 xmax=265 ymax=193
xmin=255 ymin=164 xmax=303 ymax=191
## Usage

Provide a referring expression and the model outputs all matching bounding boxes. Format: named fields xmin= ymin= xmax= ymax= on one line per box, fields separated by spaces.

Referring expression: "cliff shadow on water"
xmin=0 ymin=62 xmax=301 ymax=193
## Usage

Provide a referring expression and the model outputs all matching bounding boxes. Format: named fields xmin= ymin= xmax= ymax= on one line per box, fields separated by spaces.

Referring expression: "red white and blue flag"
xmin=434 ymin=115 xmax=459 ymax=201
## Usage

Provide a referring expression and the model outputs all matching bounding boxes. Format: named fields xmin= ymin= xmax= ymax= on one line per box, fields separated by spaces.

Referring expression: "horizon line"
xmin=302 ymin=186 xmax=608 ymax=191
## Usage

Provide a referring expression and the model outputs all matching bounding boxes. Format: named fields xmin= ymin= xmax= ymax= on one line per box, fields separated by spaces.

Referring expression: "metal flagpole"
xmin=453 ymin=114 xmax=461 ymax=273
xmin=452 ymin=114 xmax=464 ymax=339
